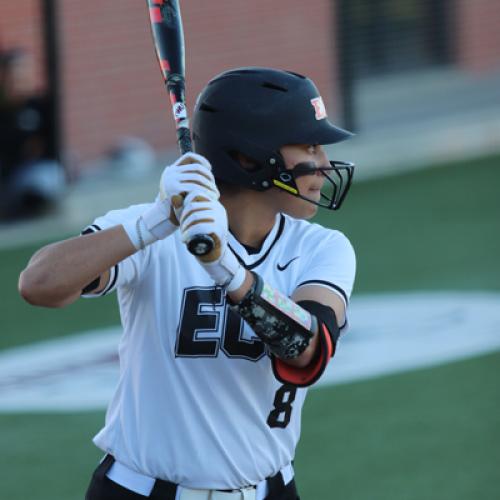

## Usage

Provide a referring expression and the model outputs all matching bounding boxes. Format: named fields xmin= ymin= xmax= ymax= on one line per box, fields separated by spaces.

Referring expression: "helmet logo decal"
xmin=310 ymin=96 xmax=327 ymax=120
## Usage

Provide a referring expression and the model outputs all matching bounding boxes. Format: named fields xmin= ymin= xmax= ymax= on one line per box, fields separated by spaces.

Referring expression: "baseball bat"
xmin=146 ymin=0 xmax=215 ymax=258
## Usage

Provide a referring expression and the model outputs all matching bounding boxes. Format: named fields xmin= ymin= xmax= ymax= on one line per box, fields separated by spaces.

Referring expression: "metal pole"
xmin=335 ymin=0 xmax=356 ymax=132
xmin=41 ymin=0 xmax=62 ymax=165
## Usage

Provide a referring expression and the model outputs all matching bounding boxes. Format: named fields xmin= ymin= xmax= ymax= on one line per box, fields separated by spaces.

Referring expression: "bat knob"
xmin=187 ymin=234 xmax=215 ymax=257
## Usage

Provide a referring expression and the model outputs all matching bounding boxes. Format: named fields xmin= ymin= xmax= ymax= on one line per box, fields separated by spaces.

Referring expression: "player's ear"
xmin=217 ymin=152 xmax=259 ymax=197
xmin=230 ymin=151 xmax=259 ymax=172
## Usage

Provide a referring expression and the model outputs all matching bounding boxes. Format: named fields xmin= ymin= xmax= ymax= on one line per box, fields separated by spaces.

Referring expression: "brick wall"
xmin=59 ymin=0 xmax=165 ymax=164
xmin=0 ymin=0 xmax=45 ymax=94
xmin=58 ymin=0 xmax=337 ymax=165
xmin=456 ymin=0 xmax=500 ymax=73
xmin=7 ymin=1 xmax=498 ymax=167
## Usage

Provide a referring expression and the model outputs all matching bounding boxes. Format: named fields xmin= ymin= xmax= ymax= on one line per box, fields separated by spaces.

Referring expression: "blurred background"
xmin=0 ymin=1 xmax=499 ymax=499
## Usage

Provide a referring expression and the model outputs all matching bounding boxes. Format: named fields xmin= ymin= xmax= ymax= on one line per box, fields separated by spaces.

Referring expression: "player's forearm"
xmin=228 ymin=270 xmax=319 ymax=368
xmin=18 ymin=225 xmax=135 ymax=307
xmin=283 ymin=333 xmax=319 ymax=368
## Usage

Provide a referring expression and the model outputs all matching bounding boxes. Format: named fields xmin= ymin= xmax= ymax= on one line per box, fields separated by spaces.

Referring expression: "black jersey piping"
xmin=228 ymin=214 xmax=286 ymax=270
xmin=296 ymin=279 xmax=348 ymax=305
xmin=80 ymin=223 xmax=117 ymax=295
xmin=102 ymin=265 xmax=119 ymax=295
xmin=229 ymin=247 xmax=248 ymax=268
xmin=81 ymin=223 xmax=102 ymax=235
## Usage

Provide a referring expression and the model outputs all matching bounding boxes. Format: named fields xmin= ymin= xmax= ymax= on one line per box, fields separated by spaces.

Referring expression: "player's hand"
xmin=178 ymin=189 xmax=228 ymax=257
xmin=178 ymin=191 xmax=246 ymax=291
xmin=142 ymin=153 xmax=218 ymax=240
xmin=159 ymin=152 xmax=219 ymax=224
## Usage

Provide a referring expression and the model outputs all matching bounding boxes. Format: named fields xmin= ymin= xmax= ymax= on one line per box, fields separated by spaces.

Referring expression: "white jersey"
xmin=83 ymin=205 xmax=356 ymax=490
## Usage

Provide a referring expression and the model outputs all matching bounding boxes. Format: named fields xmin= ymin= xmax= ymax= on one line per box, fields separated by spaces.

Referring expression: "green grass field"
xmin=1 ymin=154 xmax=499 ymax=499
xmin=1 ymin=352 xmax=498 ymax=500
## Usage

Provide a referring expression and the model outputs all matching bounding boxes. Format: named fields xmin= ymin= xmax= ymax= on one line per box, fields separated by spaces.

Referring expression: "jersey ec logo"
xmin=175 ymin=286 xmax=266 ymax=361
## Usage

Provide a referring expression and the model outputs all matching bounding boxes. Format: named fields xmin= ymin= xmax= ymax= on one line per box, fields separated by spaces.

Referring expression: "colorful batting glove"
xmin=123 ymin=153 xmax=219 ymax=250
xmin=178 ymin=190 xmax=246 ymax=292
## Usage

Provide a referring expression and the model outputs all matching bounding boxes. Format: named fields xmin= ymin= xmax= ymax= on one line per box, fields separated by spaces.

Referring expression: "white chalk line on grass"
xmin=0 ymin=291 xmax=499 ymax=412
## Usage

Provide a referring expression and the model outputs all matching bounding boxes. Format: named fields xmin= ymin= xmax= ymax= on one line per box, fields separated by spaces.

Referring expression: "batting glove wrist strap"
xmin=201 ymin=247 xmax=246 ymax=291
xmin=141 ymin=202 xmax=177 ymax=240
xmin=122 ymin=207 xmax=176 ymax=251
xmin=231 ymin=272 xmax=316 ymax=359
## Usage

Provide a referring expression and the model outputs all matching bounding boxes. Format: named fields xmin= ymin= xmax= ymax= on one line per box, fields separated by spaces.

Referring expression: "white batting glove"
xmin=179 ymin=191 xmax=246 ymax=292
xmin=158 ymin=152 xmax=219 ymax=207
xmin=123 ymin=153 xmax=219 ymax=250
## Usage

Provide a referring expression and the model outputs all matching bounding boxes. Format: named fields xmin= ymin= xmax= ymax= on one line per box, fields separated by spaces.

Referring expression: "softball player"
xmin=19 ymin=68 xmax=356 ymax=500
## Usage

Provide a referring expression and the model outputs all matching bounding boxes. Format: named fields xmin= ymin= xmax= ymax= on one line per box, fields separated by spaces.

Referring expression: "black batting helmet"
xmin=192 ymin=67 xmax=355 ymax=210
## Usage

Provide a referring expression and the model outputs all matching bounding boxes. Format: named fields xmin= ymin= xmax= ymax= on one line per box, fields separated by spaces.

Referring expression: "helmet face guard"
xmin=192 ymin=67 xmax=356 ymax=211
xmin=273 ymin=160 xmax=354 ymax=210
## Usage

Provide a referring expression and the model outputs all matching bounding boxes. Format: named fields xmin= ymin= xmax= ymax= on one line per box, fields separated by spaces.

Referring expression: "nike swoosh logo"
xmin=277 ymin=256 xmax=299 ymax=271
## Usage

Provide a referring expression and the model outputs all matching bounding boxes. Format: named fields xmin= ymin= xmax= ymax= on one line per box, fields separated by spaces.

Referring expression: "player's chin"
xmin=285 ymin=199 xmax=318 ymax=220
xmin=302 ymin=202 xmax=319 ymax=219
